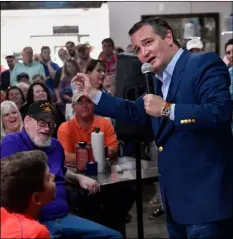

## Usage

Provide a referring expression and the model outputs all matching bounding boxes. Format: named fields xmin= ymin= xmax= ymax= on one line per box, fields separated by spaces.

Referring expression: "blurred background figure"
xmin=59 ymin=59 xmax=80 ymax=114
xmin=0 ymin=55 xmax=16 ymax=91
xmin=126 ymin=44 xmax=134 ymax=53
xmin=99 ymin=38 xmax=116 ymax=75
xmin=103 ymin=74 xmax=116 ymax=96
xmin=186 ymin=38 xmax=204 ymax=53
xmin=17 ymin=82 xmax=29 ymax=100
xmin=76 ymin=43 xmax=92 ymax=73
xmin=86 ymin=59 xmax=106 ymax=91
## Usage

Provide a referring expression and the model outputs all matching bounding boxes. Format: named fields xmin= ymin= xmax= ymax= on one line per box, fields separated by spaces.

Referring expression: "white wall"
xmin=108 ymin=1 xmax=232 ymax=57
xmin=1 ymin=3 xmax=109 ymax=66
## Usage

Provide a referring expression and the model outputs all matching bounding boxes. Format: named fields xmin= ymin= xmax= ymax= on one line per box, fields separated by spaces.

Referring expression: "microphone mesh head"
xmin=141 ymin=63 xmax=153 ymax=74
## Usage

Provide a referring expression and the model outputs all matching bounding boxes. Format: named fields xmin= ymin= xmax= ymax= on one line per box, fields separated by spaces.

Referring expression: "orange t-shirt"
xmin=1 ymin=207 xmax=50 ymax=239
xmin=57 ymin=116 xmax=119 ymax=153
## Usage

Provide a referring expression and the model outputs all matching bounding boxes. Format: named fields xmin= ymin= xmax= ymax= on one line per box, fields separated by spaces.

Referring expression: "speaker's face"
xmin=130 ymin=24 xmax=174 ymax=73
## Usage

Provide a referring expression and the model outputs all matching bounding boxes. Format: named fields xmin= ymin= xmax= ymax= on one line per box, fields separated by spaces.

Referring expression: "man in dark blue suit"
xmin=72 ymin=18 xmax=233 ymax=238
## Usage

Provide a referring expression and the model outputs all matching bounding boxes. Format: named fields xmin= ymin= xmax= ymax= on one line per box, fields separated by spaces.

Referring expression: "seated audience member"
xmin=17 ymin=82 xmax=29 ymax=100
xmin=20 ymin=82 xmax=65 ymax=138
xmin=1 ymin=100 xmax=23 ymax=141
xmin=17 ymin=72 xmax=30 ymax=85
xmin=186 ymin=38 xmax=204 ymax=53
xmin=5 ymin=86 xmax=25 ymax=109
xmin=103 ymin=74 xmax=116 ymax=96
xmin=1 ymin=90 xmax=6 ymax=103
xmin=58 ymin=91 xmax=119 ymax=165
xmin=1 ymin=150 xmax=55 ymax=239
xmin=10 ymin=47 xmax=45 ymax=86
xmin=32 ymin=74 xmax=56 ymax=102
xmin=86 ymin=59 xmax=106 ymax=91
xmin=59 ymin=58 xmax=80 ymax=114
xmin=1 ymin=100 xmax=123 ymax=239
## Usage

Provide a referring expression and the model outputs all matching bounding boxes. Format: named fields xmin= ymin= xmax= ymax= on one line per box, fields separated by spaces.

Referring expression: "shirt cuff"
xmin=92 ymin=90 xmax=102 ymax=105
xmin=169 ymin=104 xmax=175 ymax=121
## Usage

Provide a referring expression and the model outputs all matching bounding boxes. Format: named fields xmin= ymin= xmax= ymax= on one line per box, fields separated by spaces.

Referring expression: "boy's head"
xmin=1 ymin=150 xmax=56 ymax=214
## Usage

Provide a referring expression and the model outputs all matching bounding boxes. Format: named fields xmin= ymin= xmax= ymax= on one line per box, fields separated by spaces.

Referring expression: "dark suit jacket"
xmin=94 ymin=50 xmax=233 ymax=224
xmin=0 ymin=70 xmax=10 ymax=91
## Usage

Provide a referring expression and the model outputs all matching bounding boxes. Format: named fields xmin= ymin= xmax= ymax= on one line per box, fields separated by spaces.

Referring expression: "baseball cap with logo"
xmin=27 ymin=100 xmax=56 ymax=120
xmin=186 ymin=39 xmax=204 ymax=51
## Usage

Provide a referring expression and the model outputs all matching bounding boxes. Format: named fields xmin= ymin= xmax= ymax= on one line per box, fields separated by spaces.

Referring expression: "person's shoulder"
xmin=1 ymin=132 xmax=21 ymax=144
xmin=1 ymin=69 xmax=10 ymax=75
xmin=51 ymin=61 xmax=60 ymax=68
xmin=188 ymin=52 xmax=223 ymax=65
xmin=57 ymin=120 xmax=70 ymax=133
xmin=95 ymin=115 xmax=113 ymax=128
xmin=22 ymin=217 xmax=50 ymax=238
xmin=33 ymin=61 xmax=44 ymax=67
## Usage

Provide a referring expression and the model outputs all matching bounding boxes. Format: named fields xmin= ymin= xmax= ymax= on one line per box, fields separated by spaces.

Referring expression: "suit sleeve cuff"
xmin=169 ymin=104 xmax=175 ymax=121
xmin=92 ymin=90 xmax=102 ymax=105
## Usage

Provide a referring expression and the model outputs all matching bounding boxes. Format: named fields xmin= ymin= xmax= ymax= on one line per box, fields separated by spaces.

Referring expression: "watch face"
xmin=162 ymin=107 xmax=170 ymax=116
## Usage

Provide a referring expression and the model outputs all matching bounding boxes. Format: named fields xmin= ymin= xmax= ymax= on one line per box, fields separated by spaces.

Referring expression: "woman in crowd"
xmin=20 ymin=82 xmax=65 ymax=138
xmin=86 ymin=59 xmax=106 ymax=91
xmin=5 ymin=86 xmax=25 ymax=109
xmin=32 ymin=74 xmax=56 ymax=102
xmin=1 ymin=100 xmax=23 ymax=141
xmin=59 ymin=58 xmax=80 ymax=114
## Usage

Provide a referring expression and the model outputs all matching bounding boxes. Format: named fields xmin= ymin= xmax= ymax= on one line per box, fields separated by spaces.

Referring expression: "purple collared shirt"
xmin=1 ymin=128 xmax=69 ymax=221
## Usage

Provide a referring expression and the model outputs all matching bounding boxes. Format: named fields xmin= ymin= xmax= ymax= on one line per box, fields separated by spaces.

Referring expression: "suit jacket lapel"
xmin=156 ymin=50 xmax=190 ymax=141
xmin=166 ymin=50 xmax=190 ymax=102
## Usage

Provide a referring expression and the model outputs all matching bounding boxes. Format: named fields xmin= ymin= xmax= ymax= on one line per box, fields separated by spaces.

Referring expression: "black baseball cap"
xmin=27 ymin=100 xmax=56 ymax=121
xmin=17 ymin=72 xmax=29 ymax=82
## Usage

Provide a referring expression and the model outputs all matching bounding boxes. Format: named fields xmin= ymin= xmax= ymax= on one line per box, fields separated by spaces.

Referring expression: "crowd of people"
xmin=1 ymin=16 xmax=233 ymax=239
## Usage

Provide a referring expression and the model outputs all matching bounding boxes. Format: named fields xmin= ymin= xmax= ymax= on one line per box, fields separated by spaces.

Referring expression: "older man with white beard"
xmin=0 ymin=100 xmax=123 ymax=239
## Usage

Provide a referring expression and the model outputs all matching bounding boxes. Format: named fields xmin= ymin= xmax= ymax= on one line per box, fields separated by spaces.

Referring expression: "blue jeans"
xmin=167 ymin=217 xmax=233 ymax=239
xmin=40 ymin=213 xmax=123 ymax=239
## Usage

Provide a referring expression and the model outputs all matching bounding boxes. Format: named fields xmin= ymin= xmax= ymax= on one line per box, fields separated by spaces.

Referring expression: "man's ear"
xmin=165 ymin=30 xmax=174 ymax=46
xmin=24 ymin=115 xmax=30 ymax=125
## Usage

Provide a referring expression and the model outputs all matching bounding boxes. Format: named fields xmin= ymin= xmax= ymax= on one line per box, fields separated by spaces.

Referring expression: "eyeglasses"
xmin=37 ymin=119 xmax=56 ymax=129
xmin=30 ymin=116 xmax=57 ymax=129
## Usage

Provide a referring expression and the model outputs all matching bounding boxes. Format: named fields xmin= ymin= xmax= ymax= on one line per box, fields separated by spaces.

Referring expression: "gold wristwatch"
xmin=161 ymin=102 xmax=172 ymax=117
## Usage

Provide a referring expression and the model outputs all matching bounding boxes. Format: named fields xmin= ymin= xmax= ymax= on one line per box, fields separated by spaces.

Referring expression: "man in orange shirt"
xmin=1 ymin=150 xmax=56 ymax=238
xmin=58 ymin=91 xmax=119 ymax=165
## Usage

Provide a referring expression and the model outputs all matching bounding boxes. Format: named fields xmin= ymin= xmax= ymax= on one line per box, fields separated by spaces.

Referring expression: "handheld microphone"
xmin=141 ymin=63 xmax=155 ymax=94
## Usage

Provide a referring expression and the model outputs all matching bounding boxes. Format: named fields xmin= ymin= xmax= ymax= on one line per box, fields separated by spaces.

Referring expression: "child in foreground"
xmin=1 ymin=150 xmax=56 ymax=238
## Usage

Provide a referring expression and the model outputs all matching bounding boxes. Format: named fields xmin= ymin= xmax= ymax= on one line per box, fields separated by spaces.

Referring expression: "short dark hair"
xmin=65 ymin=41 xmax=75 ymax=47
xmin=86 ymin=59 xmax=106 ymax=74
xmin=5 ymin=86 xmax=25 ymax=103
xmin=225 ymin=38 xmax=233 ymax=51
xmin=102 ymin=38 xmax=115 ymax=48
xmin=128 ymin=17 xmax=180 ymax=47
xmin=1 ymin=150 xmax=48 ymax=213
xmin=26 ymin=82 xmax=52 ymax=105
xmin=41 ymin=46 xmax=50 ymax=52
